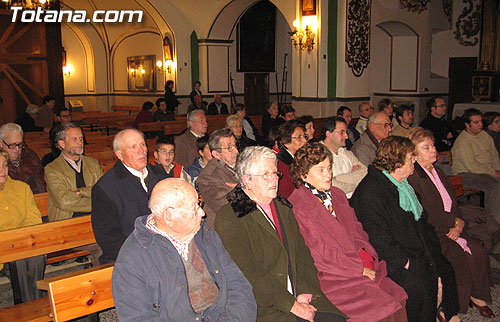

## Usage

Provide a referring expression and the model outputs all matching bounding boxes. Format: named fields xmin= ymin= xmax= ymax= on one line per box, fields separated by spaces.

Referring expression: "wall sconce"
xmin=289 ymin=19 xmax=316 ymax=51
xmin=63 ymin=63 xmax=73 ymax=77
xmin=156 ymin=59 xmax=174 ymax=74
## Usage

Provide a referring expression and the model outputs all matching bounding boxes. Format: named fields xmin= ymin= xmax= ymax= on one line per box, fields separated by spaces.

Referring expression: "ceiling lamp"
xmin=1 ymin=0 xmax=56 ymax=10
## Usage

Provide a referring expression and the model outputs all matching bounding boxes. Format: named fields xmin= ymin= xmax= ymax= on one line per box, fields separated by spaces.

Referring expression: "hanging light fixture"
xmin=1 ymin=0 xmax=57 ymax=10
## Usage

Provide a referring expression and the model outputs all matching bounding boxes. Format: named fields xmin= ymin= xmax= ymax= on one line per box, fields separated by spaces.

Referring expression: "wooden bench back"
xmin=0 ymin=215 xmax=95 ymax=264
xmin=37 ymin=264 xmax=114 ymax=322
xmin=448 ymin=175 xmax=464 ymax=197
xmin=34 ymin=192 xmax=48 ymax=218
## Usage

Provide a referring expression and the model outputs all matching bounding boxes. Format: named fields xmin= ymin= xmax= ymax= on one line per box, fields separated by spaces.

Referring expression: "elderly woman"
xmin=407 ymin=127 xmax=494 ymax=318
xmin=288 ymin=143 xmax=408 ymax=322
xmin=233 ymin=103 xmax=258 ymax=141
xmin=261 ymin=101 xmax=284 ymax=139
xmin=297 ymin=115 xmax=315 ymax=142
xmin=226 ymin=114 xmax=257 ymax=152
xmin=0 ymin=150 xmax=45 ymax=302
xmin=350 ymin=136 xmax=460 ymax=322
xmin=277 ymin=120 xmax=308 ymax=198
xmin=215 ymin=146 xmax=347 ymax=322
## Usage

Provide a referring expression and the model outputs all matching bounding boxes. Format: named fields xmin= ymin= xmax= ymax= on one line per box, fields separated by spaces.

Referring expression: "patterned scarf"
xmin=382 ymin=170 xmax=423 ymax=221
xmin=304 ymin=182 xmax=336 ymax=218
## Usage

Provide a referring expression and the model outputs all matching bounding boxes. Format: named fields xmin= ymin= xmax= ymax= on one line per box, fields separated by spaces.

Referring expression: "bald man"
xmin=91 ymin=129 xmax=169 ymax=264
xmin=207 ymin=94 xmax=229 ymax=115
xmin=352 ymin=112 xmax=392 ymax=166
xmin=112 ymin=178 xmax=257 ymax=321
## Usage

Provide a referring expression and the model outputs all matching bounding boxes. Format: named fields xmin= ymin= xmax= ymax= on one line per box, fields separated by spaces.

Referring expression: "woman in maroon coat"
xmin=289 ymin=143 xmax=408 ymax=322
xmin=133 ymin=101 xmax=155 ymax=128
xmin=407 ymin=127 xmax=493 ymax=318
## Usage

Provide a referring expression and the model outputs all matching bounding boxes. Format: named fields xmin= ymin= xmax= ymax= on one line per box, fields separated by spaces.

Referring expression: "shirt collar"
xmin=190 ymin=130 xmax=202 ymax=138
xmin=63 ymin=153 xmax=82 ymax=173
xmin=123 ymin=163 xmax=149 ymax=191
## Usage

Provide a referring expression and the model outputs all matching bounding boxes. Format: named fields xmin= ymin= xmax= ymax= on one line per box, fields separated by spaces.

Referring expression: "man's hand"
xmin=362 ymin=267 xmax=376 ymax=281
xmin=352 ymin=164 xmax=361 ymax=172
xmin=290 ymin=301 xmax=317 ymax=322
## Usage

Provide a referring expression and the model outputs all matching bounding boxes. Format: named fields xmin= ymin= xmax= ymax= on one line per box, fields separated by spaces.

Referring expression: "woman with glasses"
xmin=215 ymin=146 xmax=347 ymax=322
xmin=276 ymin=120 xmax=308 ymax=198
xmin=288 ymin=143 xmax=407 ymax=322
xmin=350 ymin=136 xmax=460 ymax=322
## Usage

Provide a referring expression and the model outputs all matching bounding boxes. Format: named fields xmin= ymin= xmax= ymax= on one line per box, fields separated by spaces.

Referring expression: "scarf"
xmin=304 ymin=182 xmax=336 ymax=218
xmin=382 ymin=170 xmax=423 ymax=221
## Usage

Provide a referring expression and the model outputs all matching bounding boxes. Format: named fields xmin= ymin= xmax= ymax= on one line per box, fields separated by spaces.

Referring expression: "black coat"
xmin=91 ymin=160 xmax=169 ymax=263
xmin=207 ymin=102 xmax=229 ymax=115
xmin=261 ymin=114 xmax=284 ymax=142
xmin=164 ymin=87 xmax=179 ymax=113
xmin=350 ymin=166 xmax=458 ymax=322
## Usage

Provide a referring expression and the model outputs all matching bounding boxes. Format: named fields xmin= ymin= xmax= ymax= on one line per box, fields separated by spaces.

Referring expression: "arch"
xmin=371 ymin=21 xmax=419 ymax=93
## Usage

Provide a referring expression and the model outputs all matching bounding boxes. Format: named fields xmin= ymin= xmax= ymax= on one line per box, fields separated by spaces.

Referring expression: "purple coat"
xmin=288 ymin=185 xmax=407 ymax=322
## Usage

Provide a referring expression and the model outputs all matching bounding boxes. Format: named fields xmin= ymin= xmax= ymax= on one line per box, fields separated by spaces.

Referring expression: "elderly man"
xmin=174 ymin=109 xmax=208 ymax=167
xmin=321 ymin=117 xmax=367 ymax=198
xmin=15 ymin=104 xmax=44 ymax=133
xmin=208 ymin=94 xmax=229 ymax=115
xmin=91 ymin=129 xmax=168 ymax=264
xmin=0 ymin=123 xmax=46 ymax=194
xmin=452 ymin=108 xmax=500 ymax=222
xmin=391 ymin=105 xmax=414 ymax=137
xmin=215 ymin=146 xmax=347 ymax=322
xmin=355 ymin=103 xmax=374 ymax=134
xmin=420 ymin=97 xmax=457 ymax=152
xmin=45 ymin=123 xmax=103 ymax=265
xmin=187 ymin=95 xmax=207 ymax=113
xmin=112 ymin=178 xmax=257 ymax=322
xmin=227 ymin=115 xmax=257 ymax=152
xmin=352 ymin=112 xmax=391 ymax=166
xmin=197 ymin=128 xmax=239 ymax=227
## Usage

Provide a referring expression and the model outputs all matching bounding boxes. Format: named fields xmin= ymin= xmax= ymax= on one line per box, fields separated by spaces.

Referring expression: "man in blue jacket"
xmin=112 ymin=178 xmax=257 ymax=321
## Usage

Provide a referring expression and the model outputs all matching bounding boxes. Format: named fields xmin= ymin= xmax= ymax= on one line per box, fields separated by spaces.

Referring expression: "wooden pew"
xmin=112 ymin=105 xmax=141 ymax=114
xmin=37 ymin=264 xmax=114 ymax=322
xmin=0 ymin=216 xmax=97 ymax=322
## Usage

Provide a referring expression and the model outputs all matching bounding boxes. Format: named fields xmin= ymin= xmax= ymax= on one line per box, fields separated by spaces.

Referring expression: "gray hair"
xmin=0 ymin=123 xmax=23 ymax=140
xmin=358 ymin=102 xmax=369 ymax=113
xmin=226 ymin=115 xmax=242 ymax=128
xmin=54 ymin=123 xmax=81 ymax=143
xmin=26 ymin=104 xmax=39 ymax=116
xmin=368 ymin=112 xmax=384 ymax=125
xmin=236 ymin=146 xmax=277 ymax=188
xmin=187 ymin=109 xmax=205 ymax=128
xmin=208 ymin=128 xmax=234 ymax=151
xmin=113 ymin=128 xmax=144 ymax=152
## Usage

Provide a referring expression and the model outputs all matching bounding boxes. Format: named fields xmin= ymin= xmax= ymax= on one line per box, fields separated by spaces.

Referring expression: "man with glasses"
xmin=91 ymin=129 xmax=169 ymax=264
xmin=352 ymin=112 xmax=392 ymax=166
xmin=0 ymin=123 xmax=46 ymax=194
xmin=197 ymin=128 xmax=239 ymax=227
xmin=152 ymin=135 xmax=191 ymax=183
xmin=420 ymin=97 xmax=457 ymax=152
xmin=112 ymin=178 xmax=257 ymax=321
xmin=321 ymin=117 xmax=367 ymax=198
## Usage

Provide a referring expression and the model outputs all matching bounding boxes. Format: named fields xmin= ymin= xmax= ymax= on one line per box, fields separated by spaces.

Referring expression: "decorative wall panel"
xmin=346 ymin=0 xmax=371 ymax=77
xmin=400 ymin=0 xmax=430 ymax=13
xmin=454 ymin=0 xmax=481 ymax=47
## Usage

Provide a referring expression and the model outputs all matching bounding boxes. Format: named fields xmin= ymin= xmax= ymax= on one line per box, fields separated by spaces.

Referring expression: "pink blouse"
xmin=422 ymin=166 xmax=452 ymax=212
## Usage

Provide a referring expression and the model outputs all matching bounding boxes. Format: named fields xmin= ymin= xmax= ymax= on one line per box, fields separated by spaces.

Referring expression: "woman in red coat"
xmin=289 ymin=143 xmax=408 ymax=322
xmin=133 ymin=101 xmax=154 ymax=128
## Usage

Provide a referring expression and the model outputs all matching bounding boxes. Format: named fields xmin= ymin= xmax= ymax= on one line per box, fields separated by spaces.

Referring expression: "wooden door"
xmin=244 ymin=73 xmax=269 ymax=116
xmin=448 ymin=57 xmax=477 ymax=120
xmin=0 ymin=8 xmax=63 ymax=124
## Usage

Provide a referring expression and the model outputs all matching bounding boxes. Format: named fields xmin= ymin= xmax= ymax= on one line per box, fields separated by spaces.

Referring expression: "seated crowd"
xmin=1 ymin=95 xmax=500 ymax=322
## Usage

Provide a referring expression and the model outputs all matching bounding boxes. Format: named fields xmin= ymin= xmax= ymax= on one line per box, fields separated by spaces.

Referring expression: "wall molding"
xmin=292 ymin=96 xmax=370 ymax=102
xmin=373 ymin=92 xmax=448 ymax=97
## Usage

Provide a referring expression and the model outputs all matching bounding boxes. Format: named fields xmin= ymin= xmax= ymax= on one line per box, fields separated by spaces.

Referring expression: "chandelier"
xmin=1 ymin=0 xmax=56 ymax=10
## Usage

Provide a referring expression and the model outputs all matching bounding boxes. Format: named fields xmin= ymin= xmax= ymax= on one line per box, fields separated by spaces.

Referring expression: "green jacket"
xmin=45 ymin=153 xmax=103 ymax=221
xmin=215 ymin=186 xmax=347 ymax=322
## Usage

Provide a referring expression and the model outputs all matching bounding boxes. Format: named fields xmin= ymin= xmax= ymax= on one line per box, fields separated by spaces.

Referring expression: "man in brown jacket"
xmin=174 ymin=109 xmax=208 ymax=167
xmin=197 ymin=128 xmax=239 ymax=227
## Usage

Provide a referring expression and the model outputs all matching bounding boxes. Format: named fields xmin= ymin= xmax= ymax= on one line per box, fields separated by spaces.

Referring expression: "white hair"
xmin=0 ymin=123 xmax=23 ymax=140
xmin=226 ymin=115 xmax=242 ymax=128
xmin=187 ymin=109 xmax=205 ymax=128
xmin=236 ymin=146 xmax=277 ymax=188
xmin=113 ymin=128 xmax=144 ymax=152
xmin=26 ymin=104 xmax=39 ymax=116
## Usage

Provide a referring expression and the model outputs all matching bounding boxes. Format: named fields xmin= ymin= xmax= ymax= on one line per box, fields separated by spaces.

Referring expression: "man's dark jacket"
xmin=91 ymin=160 xmax=169 ymax=263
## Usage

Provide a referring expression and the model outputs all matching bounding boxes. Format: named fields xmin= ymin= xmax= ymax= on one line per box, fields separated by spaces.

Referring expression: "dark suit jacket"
xmin=207 ymin=102 xmax=229 ymax=115
xmin=91 ymin=160 xmax=169 ymax=263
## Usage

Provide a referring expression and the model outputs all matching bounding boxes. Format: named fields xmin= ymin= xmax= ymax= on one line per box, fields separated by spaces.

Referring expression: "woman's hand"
xmin=455 ymin=218 xmax=465 ymax=233
xmin=446 ymin=227 xmax=460 ymax=240
xmin=362 ymin=267 xmax=376 ymax=281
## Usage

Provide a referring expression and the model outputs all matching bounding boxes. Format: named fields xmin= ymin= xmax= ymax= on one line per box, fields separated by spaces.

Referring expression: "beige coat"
xmin=451 ymin=130 xmax=500 ymax=177
xmin=45 ymin=153 xmax=103 ymax=221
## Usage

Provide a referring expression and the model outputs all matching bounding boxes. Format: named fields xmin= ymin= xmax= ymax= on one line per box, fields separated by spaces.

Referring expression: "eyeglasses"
xmin=157 ymin=149 xmax=175 ymax=156
xmin=291 ymin=134 xmax=308 ymax=141
xmin=434 ymin=104 xmax=446 ymax=108
xmin=60 ymin=114 xmax=72 ymax=118
xmin=219 ymin=144 xmax=238 ymax=151
xmin=372 ymin=123 xmax=392 ymax=129
xmin=169 ymin=199 xmax=204 ymax=215
xmin=2 ymin=139 xmax=25 ymax=149
xmin=249 ymin=171 xmax=282 ymax=181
